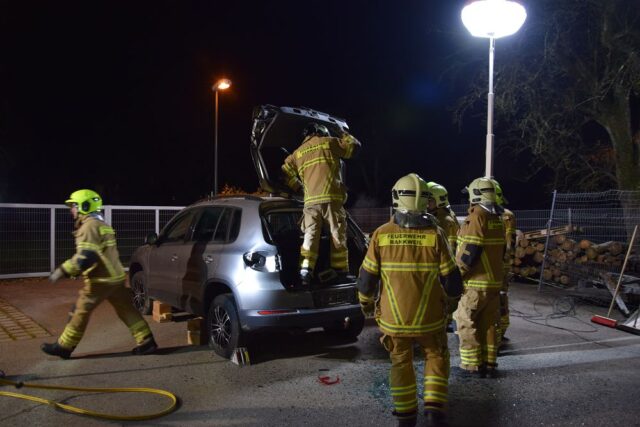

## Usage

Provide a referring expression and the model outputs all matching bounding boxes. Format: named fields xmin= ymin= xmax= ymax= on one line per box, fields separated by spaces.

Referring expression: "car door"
xmin=176 ymin=206 xmax=225 ymax=313
xmin=147 ymin=209 xmax=197 ymax=306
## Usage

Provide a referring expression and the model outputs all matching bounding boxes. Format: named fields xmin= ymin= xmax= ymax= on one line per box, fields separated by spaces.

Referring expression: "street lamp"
xmin=212 ymin=78 xmax=232 ymax=195
xmin=461 ymin=0 xmax=526 ymax=178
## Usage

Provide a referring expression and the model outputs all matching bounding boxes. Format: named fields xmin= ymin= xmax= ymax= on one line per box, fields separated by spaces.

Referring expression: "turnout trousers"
xmin=453 ymin=288 xmax=500 ymax=370
xmin=381 ymin=330 xmax=450 ymax=419
xmin=300 ymin=202 xmax=348 ymax=272
xmin=57 ymin=278 xmax=153 ymax=350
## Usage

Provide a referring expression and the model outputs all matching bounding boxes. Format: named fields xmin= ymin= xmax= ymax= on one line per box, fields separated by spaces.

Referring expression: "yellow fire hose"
xmin=0 ymin=373 xmax=178 ymax=421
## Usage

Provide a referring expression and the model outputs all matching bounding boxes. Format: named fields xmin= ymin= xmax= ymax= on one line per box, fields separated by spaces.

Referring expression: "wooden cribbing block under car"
xmin=152 ymin=301 xmax=173 ymax=323
xmin=187 ymin=317 xmax=208 ymax=345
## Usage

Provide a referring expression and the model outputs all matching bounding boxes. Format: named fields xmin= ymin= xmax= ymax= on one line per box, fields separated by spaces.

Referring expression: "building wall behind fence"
xmin=0 ymin=204 xmax=182 ymax=279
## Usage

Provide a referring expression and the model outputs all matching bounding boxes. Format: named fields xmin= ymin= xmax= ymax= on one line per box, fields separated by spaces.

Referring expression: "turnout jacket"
xmin=434 ymin=207 xmax=460 ymax=252
xmin=456 ymin=205 xmax=506 ymax=290
xmin=502 ymin=208 xmax=517 ymax=251
xmin=61 ymin=215 xmax=126 ymax=284
xmin=357 ymin=217 xmax=461 ymax=337
xmin=281 ymin=134 xmax=360 ymax=207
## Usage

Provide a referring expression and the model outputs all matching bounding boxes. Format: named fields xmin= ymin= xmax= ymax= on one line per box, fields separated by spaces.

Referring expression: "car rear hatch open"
xmin=260 ymin=200 xmax=367 ymax=293
xmin=250 ymin=105 xmax=349 ymax=195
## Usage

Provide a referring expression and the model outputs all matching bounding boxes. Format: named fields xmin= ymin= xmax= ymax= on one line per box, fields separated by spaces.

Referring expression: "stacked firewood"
xmin=511 ymin=232 xmax=637 ymax=285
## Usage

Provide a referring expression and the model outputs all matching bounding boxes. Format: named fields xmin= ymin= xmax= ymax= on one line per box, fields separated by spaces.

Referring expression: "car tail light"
xmin=243 ymin=251 xmax=280 ymax=272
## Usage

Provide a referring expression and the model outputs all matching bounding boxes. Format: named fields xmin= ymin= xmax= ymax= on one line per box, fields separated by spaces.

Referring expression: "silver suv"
xmin=129 ymin=106 xmax=367 ymax=358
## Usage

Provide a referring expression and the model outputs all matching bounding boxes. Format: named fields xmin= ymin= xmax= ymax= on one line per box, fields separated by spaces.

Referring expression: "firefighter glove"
xmin=49 ymin=268 xmax=65 ymax=283
xmin=359 ymin=292 xmax=376 ymax=317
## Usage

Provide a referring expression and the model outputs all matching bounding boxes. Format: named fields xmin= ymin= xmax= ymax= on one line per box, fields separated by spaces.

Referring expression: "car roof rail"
xmin=189 ymin=194 xmax=266 ymax=206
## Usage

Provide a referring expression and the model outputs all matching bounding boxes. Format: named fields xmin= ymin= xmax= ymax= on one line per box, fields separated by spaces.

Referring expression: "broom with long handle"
xmin=591 ymin=224 xmax=638 ymax=327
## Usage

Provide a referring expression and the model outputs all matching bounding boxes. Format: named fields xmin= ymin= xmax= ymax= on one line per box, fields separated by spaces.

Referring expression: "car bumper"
xmin=239 ymin=304 xmax=363 ymax=332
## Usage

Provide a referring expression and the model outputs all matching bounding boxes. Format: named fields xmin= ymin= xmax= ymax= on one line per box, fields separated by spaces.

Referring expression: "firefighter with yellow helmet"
xmin=453 ymin=177 xmax=505 ymax=378
xmin=357 ymin=173 xmax=462 ymax=427
xmin=492 ymin=179 xmax=516 ymax=345
xmin=426 ymin=182 xmax=460 ymax=252
xmin=427 ymin=182 xmax=461 ymax=333
xmin=41 ymin=189 xmax=157 ymax=359
xmin=281 ymin=123 xmax=361 ymax=286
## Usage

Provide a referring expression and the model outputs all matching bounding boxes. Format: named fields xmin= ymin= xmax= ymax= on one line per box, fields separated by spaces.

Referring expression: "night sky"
xmin=2 ymin=0 xmax=547 ymax=208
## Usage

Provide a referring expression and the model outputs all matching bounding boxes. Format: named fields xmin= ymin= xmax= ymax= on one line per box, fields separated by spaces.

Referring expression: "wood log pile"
xmin=511 ymin=231 xmax=639 ymax=285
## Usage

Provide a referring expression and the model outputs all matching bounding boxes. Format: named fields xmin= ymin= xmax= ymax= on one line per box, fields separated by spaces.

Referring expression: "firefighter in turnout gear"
xmin=493 ymin=179 xmax=516 ymax=345
xmin=453 ymin=177 xmax=505 ymax=378
xmin=357 ymin=174 xmax=463 ymax=427
xmin=281 ymin=122 xmax=361 ymax=285
xmin=427 ymin=182 xmax=461 ymax=332
xmin=41 ymin=189 xmax=157 ymax=359
xmin=426 ymin=182 xmax=459 ymax=252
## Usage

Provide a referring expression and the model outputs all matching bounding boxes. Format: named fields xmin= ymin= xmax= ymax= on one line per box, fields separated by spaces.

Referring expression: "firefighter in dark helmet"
xmin=41 ymin=189 xmax=157 ymax=359
xmin=281 ymin=122 xmax=361 ymax=286
xmin=453 ymin=177 xmax=505 ymax=378
xmin=357 ymin=173 xmax=462 ymax=427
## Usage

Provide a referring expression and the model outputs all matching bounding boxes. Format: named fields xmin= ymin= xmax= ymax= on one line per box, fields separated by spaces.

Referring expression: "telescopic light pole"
xmin=461 ymin=0 xmax=527 ymax=178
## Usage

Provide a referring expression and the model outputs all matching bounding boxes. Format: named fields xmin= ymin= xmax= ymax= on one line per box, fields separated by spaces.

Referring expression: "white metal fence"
xmin=0 ymin=204 xmax=183 ymax=279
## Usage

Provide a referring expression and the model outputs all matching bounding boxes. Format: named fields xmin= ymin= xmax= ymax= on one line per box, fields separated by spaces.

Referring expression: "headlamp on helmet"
xmin=65 ymin=189 xmax=103 ymax=215
xmin=392 ymin=173 xmax=430 ymax=214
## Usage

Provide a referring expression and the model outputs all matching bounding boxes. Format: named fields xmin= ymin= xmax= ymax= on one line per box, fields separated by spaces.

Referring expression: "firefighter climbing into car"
xmin=357 ymin=173 xmax=463 ymax=427
xmin=453 ymin=177 xmax=505 ymax=378
xmin=281 ymin=122 xmax=361 ymax=286
xmin=41 ymin=189 xmax=158 ymax=359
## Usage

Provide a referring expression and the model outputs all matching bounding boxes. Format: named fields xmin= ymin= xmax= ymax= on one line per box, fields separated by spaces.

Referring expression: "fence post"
xmin=538 ymin=190 xmax=557 ymax=292
xmin=155 ymin=209 xmax=160 ymax=235
xmin=104 ymin=206 xmax=112 ymax=225
xmin=50 ymin=207 xmax=56 ymax=272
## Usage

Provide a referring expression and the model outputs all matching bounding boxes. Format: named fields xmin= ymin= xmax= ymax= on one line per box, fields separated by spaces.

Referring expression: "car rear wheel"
xmin=131 ymin=271 xmax=153 ymax=315
xmin=323 ymin=313 xmax=365 ymax=339
xmin=207 ymin=294 xmax=244 ymax=359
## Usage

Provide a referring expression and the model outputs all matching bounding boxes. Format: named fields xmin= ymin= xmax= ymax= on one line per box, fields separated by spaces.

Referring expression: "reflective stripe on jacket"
xmin=282 ymin=134 xmax=358 ymax=207
xmin=61 ymin=216 xmax=126 ymax=284
xmin=362 ymin=220 xmax=457 ymax=337
xmin=456 ymin=205 xmax=505 ymax=290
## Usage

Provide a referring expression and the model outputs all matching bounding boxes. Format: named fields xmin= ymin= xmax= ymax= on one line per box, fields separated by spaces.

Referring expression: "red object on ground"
xmin=317 ymin=375 xmax=340 ymax=385
xmin=591 ymin=315 xmax=617 ymax=328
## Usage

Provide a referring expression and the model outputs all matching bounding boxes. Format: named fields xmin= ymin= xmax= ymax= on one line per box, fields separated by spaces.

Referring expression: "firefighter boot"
xmin=41 ymin=342 xmax=74 ymax=359
xmin=300 ymin=268 xmax=313 ymax=287
xmin=424 ymin=410 xmax=449 ymax=427
xmin=132 ymin=336 xmax=158 ymax=355
xmin=393 ymin=412 xmax=417 ymax=427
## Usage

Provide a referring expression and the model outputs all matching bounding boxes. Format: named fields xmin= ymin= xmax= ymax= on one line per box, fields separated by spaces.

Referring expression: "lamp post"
xmin=461 ymin=0 xmax=526 ymax=178
xmin=212 ymin=78 xmax=232 ymax=195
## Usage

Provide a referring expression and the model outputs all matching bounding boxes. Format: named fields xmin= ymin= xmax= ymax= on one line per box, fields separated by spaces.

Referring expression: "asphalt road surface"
xmin=1 ymin=278 xmax=639 ymax=427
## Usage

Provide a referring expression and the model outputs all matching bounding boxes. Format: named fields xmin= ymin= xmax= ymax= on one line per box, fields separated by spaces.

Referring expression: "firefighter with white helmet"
xmin=41 ymin=189 xmax=157 ymax=359
xmin=492 ymin=179 xmax=516 ymax=345
xmin=453 ymin=177 xmax=505 ymax=378
xmin=357 ymin=173 xmax=462 ymax=427
xmin=281 ymin=123 xmax=361 ymax=286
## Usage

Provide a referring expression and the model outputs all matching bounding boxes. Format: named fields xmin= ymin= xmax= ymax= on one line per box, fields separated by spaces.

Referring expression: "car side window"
xmin=213 ymin=208 xmax=233 ymax=242
xmin=162 ymin=211 xmax=196 ymax=243
xmin=192 ymin=207 xmax=224 ymax=243
xmin=228 ymin=209 xmax=242 ymax=242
